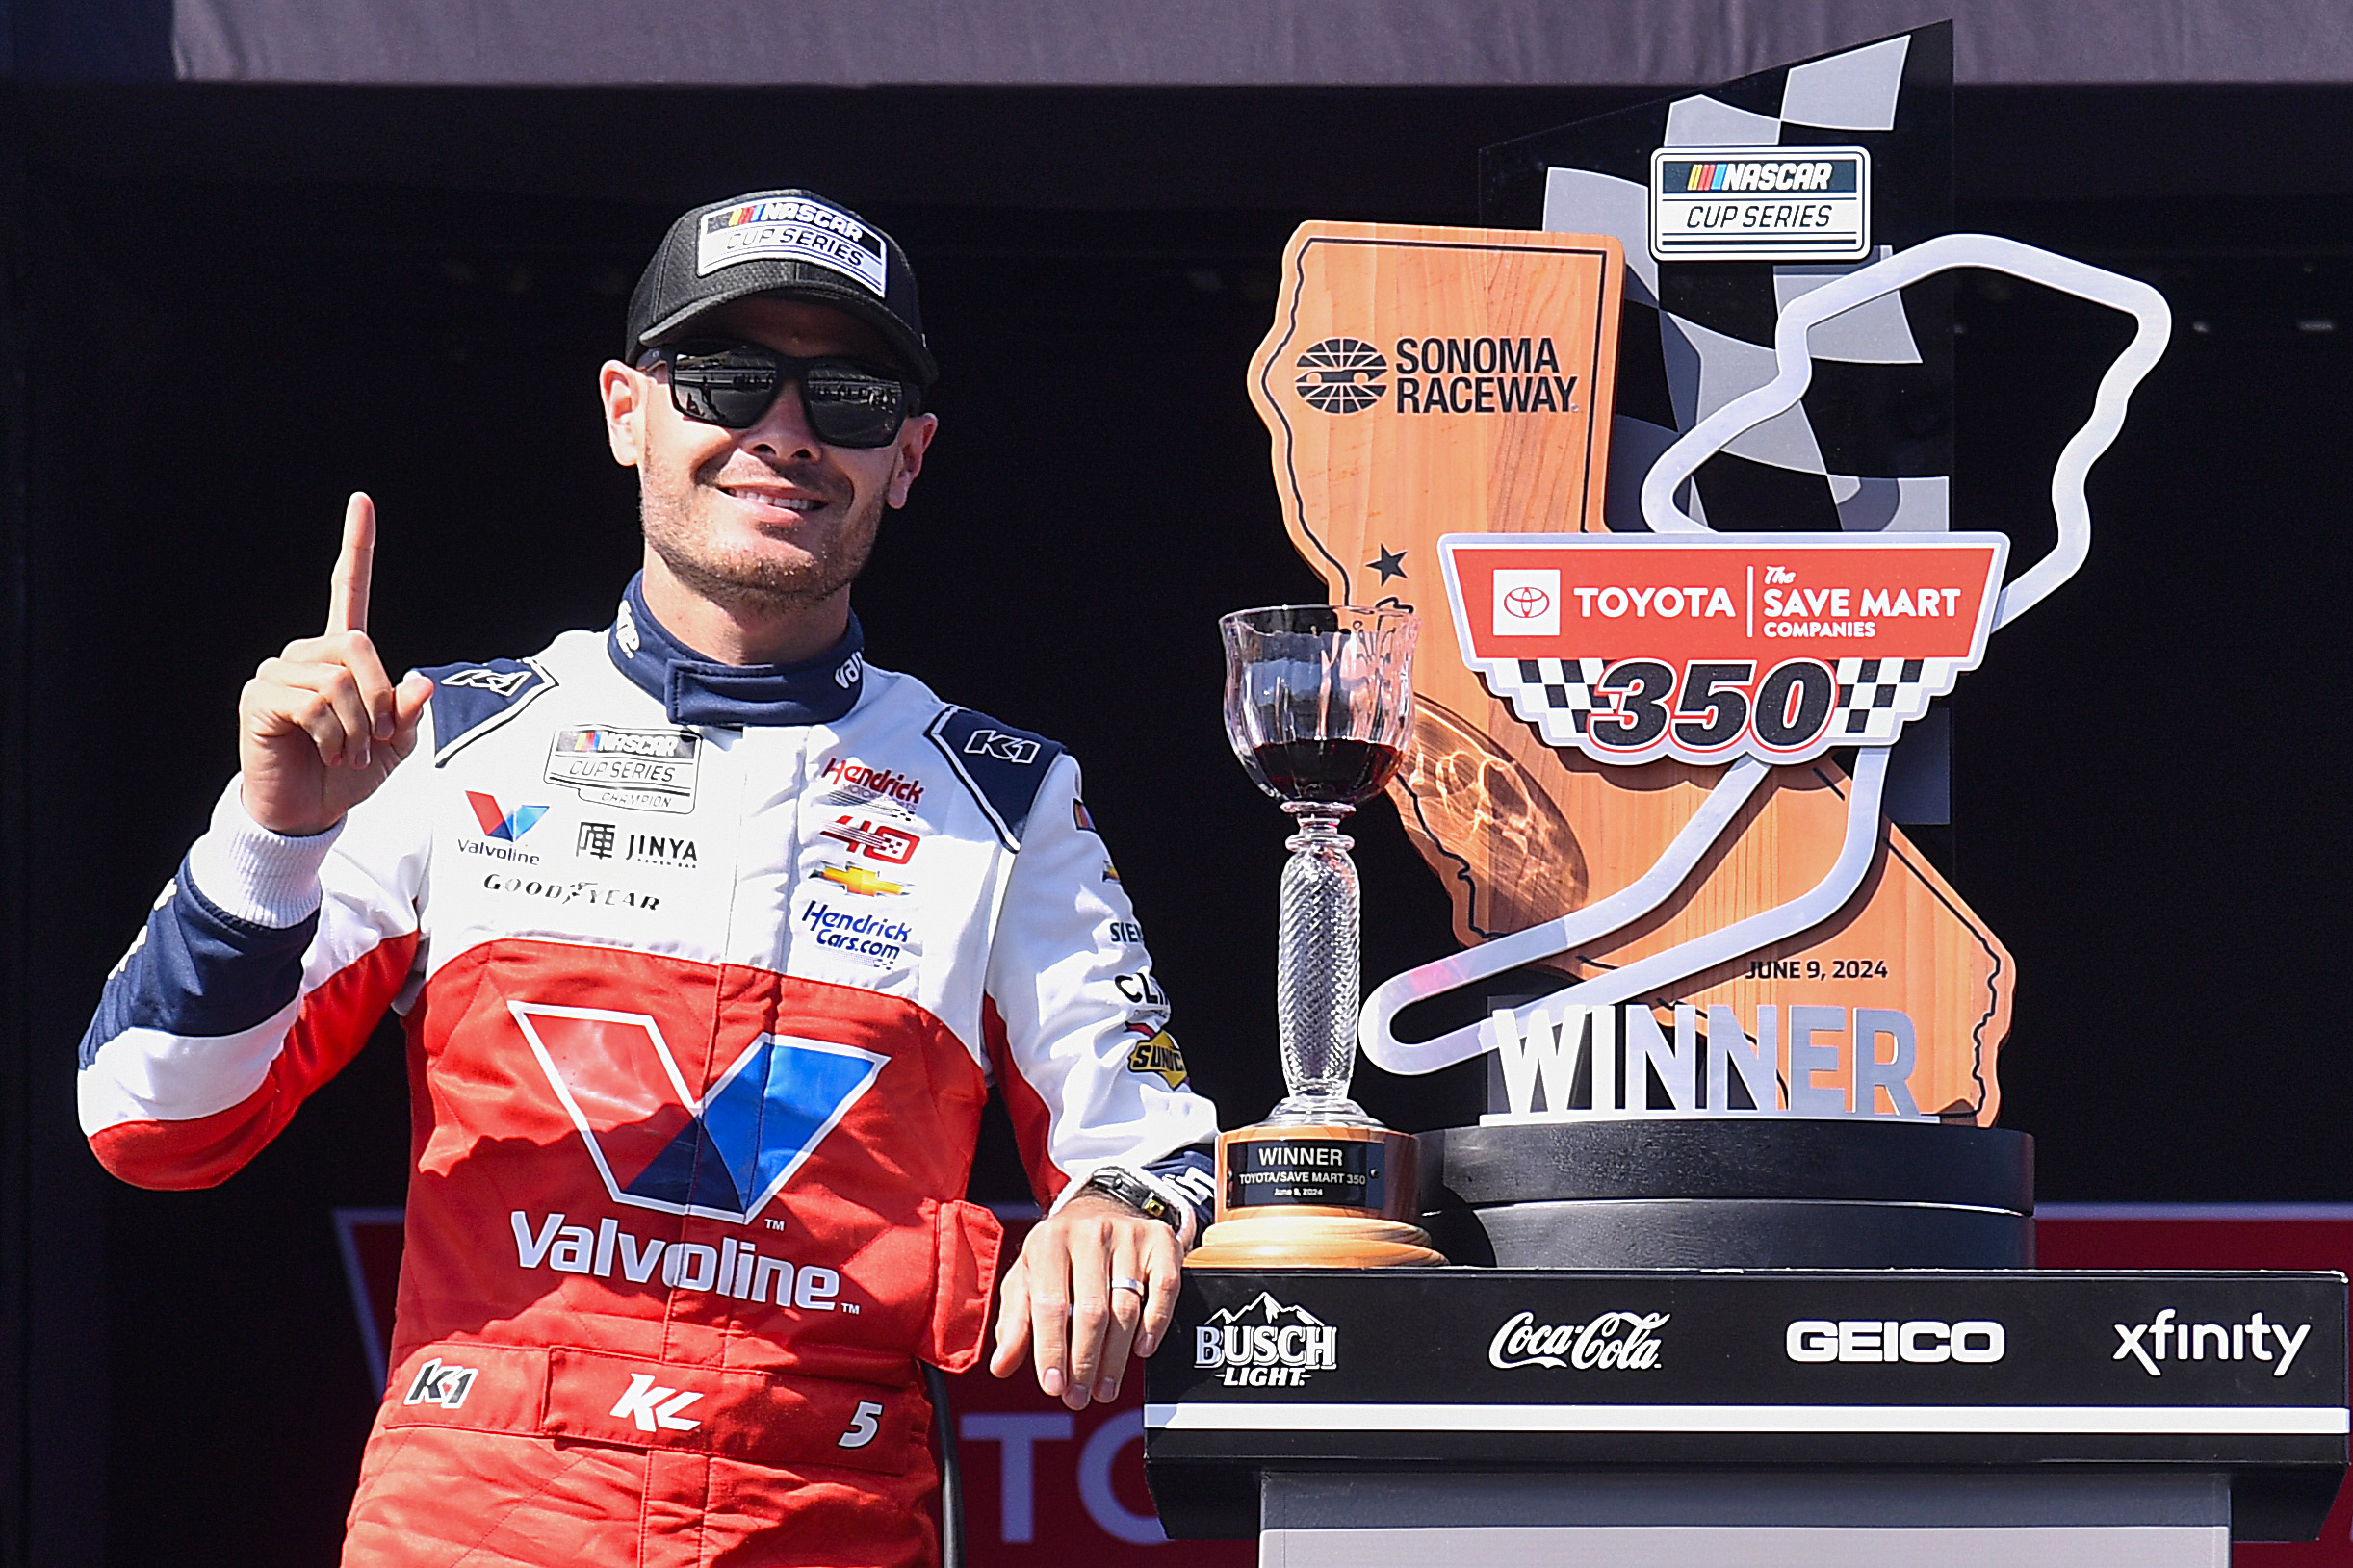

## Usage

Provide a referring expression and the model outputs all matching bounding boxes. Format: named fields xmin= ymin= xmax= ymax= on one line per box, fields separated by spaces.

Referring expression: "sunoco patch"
xmin=1125 ymin=1029 xmax=1189 ymax=1090
xmin=545 ymin=726 xmax=700 ymax=815
xmin=698 ymin=196 xmax=888 ymax=295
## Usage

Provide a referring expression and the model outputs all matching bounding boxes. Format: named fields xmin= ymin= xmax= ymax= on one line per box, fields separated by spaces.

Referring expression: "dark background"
xmin=0 ymin=79 xmax=2346 ymax=1566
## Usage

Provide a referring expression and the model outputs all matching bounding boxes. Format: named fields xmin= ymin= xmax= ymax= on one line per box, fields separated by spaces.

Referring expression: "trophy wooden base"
xmin=1187 ymin=1213 xmax=1445 ymax=1268
xmin=1184 ymin=1122 xmax=1445 ymax=1268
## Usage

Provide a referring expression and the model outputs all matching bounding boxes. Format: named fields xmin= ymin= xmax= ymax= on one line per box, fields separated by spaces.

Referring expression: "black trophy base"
xmin=1420 ymin=1118 xmax=2033 ymax=1269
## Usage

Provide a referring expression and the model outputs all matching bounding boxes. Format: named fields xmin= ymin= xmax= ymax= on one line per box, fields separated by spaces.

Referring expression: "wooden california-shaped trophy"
xmin=1184 ymin=605 xmax=1444 ymax=1269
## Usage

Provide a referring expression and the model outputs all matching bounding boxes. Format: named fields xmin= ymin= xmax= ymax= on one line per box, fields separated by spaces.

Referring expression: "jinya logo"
xmin=509 ymin=1002 xmax=884 ymax=1224
xmin=1195 ymin=1292 xmax=1336 ymax=1386
xmin=1294 ymin=339 xmax=1387 ymax=413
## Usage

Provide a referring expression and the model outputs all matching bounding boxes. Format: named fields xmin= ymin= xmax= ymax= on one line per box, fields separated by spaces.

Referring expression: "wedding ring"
xmin=1109 ymin=1275 xmax=1149 ymax=1298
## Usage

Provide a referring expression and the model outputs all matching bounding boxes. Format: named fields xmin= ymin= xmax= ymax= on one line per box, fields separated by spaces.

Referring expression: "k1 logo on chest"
xmin=508 ymin=1002 xmax=885 ymax=1224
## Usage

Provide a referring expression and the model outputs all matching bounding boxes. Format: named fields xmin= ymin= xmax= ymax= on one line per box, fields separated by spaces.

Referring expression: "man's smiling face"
xmin=605 ymin=296 xmax=936 ymax=623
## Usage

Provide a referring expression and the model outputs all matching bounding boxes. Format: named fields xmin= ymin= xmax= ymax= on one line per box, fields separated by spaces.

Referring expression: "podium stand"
xmin=1145 ymin=1268 xmax=2348 ymax=1565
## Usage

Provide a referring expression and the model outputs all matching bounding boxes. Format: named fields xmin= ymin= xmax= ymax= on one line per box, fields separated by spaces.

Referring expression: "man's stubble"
xmin=638 ymin=451 xmax=890 ymax=623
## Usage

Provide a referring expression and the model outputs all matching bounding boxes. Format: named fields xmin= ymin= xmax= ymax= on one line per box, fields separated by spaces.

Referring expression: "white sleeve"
xmin=76 ymin=724 xmax=434 ymax=1189
xmin=981 ymin=754 xmax=1221 ymax=1240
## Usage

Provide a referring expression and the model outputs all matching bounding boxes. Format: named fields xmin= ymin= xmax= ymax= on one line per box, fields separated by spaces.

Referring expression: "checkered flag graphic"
xmin=1485 ymin=657 xmax=1608 ymax=746
xmin=1831 ymin=656 xmax=1951 ymax=743
xmin=1482 ymin=23 xmax=1954 ymax=539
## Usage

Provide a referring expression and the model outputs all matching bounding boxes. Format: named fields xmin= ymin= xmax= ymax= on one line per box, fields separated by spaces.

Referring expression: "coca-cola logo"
xmin=1488 ymin=1310 xmax=1669 ymax=1371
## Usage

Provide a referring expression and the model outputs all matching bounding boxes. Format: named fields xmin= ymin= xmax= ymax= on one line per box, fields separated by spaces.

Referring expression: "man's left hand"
xmin=988 ymin=1192 xmax=1182 ymax=1409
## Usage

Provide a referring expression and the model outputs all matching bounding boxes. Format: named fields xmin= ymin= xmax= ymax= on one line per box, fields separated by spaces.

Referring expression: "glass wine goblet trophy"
xmin=1184 ymin=604 xmax=1445 ymax=1269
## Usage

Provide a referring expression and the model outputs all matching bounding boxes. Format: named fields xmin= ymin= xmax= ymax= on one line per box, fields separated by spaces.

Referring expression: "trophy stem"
xmin=1272 ymin=803 xmax=1374 ymax=1127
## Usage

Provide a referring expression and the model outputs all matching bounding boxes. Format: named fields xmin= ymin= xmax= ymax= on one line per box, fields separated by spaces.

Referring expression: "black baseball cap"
xmin=624 ymin=189 xmax=938 ymax=386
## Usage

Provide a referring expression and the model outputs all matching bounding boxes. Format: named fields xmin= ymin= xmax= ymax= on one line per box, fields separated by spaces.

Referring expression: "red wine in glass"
xmin=1251 ymin=739 xmax=1405 ymax=804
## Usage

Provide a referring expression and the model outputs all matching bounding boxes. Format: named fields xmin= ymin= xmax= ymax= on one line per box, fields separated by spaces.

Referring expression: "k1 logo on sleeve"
xmin=509 ymin=1002 xmax=884 ymax=1224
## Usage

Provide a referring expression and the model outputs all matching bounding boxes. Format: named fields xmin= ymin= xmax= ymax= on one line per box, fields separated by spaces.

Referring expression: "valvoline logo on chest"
xmin=508 ymin=1002 xmax=886 ymax=1224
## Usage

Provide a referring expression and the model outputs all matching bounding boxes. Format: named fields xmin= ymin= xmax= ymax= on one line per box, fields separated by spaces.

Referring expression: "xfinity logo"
xmin=1194 ymin=1292 xmax=1336 ymax=1386
xmin=401 ymin=1357 xmax=478 ymax=1410
xmin=2113 ymin=1308 xmax=2311 ymax=1378
xmin=1490 ymin=1310 xmax=1668 ymax=1371
xmin=1787 ymin=1319 xmax=2005 ymax=1364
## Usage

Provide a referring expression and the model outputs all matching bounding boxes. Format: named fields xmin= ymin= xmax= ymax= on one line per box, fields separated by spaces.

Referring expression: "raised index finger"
xmin=327 ymin=491 xmax=375 ymax=636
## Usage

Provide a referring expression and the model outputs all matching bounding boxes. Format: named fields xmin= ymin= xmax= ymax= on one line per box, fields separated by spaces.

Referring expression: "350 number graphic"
xmin=1586 ymin=658 xmax=1837 ymax=760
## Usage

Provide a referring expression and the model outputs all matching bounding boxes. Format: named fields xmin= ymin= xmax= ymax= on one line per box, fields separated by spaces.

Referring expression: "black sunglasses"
xmin=651 ymin=340 xmax=918 ymax=449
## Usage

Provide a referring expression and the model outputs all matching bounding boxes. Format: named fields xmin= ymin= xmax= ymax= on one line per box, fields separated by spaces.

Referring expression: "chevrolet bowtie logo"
xmin=816 ymin=865 xmax=906 ymax=897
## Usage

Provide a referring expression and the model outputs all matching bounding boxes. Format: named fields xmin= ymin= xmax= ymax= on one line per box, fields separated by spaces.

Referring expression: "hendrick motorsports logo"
xmin=1293 ymin=338 xmax=1387 ymax=413
xmin=1195 ymin=1292 xmax=1336 ymax=1386
xmin=1490 ymin=1310 xmax=1668 ymax=1371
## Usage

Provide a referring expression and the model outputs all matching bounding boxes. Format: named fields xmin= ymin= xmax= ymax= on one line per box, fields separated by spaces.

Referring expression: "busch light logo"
xmin=1195 ymin=1292 xmax=1336 ymax=1386
xmin=1489 ymin=1309 xmax=1669 ymax=1371
xmin=509 ymin=1001 xmax=885 ymax=1224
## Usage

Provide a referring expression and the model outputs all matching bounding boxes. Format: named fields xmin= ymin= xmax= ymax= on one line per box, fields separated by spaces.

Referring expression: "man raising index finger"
xmin=76 ymin=189 xmax=1219 ymax=1568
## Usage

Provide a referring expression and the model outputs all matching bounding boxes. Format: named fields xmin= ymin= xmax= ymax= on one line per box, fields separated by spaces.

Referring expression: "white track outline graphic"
xmin=1361 ymin=233 xmax=2170 ymax=1081
xmin=510 ymin=1001 xmax=886 ymax=1222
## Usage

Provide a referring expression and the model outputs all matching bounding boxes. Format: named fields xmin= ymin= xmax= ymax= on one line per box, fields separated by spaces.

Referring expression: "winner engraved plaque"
xmin=1186 ymin=605 xmax=1444 ymax=1269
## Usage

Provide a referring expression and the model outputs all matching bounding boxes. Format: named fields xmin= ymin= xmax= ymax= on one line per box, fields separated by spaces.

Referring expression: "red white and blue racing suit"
xmin=77 ymin=576 xmax=1220 ymax=1567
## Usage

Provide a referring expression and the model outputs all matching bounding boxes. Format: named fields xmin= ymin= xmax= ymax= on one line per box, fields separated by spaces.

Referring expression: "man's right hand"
xmin=237 ymin=493 xmax=435 ymax=836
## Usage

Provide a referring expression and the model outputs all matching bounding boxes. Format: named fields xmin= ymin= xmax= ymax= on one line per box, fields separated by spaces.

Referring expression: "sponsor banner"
xmin=1650 ymin=146 xmax=1871 ymax=262
xmin=1438 ymin=531 xmax=2006 ymax=765
xmin=1149 ymin=1270 xmax=2347 ymax=1435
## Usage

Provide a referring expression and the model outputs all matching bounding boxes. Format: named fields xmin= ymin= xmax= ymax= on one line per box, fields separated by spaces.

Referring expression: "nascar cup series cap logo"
xmin=509 ymin=1002 xmax=885 ymax=1224
xmin=1294 ymin=338 xmax=1387 ymax=413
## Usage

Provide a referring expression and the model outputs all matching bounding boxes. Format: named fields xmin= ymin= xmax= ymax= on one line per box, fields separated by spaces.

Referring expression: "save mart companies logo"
xmin=1295 ymin=335 xmax=1579 ymax=416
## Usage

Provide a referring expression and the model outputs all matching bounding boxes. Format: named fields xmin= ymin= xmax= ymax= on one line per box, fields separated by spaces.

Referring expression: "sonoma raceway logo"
xmin=1195 ymin=1292 xmax=1337 ymax=1386
xmin=509 ymin=1001 xmax=885 ymax=1224
xmin=1490 ymin=1310 xmax=1668 ymax=1371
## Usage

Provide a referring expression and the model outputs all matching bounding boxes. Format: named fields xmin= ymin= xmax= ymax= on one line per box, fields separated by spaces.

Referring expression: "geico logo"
xmin=2112 ymin=1308 xmax=2312 ymax=1377
xmin=1786 ymin=1319 xmax=2005 ymax=1364
xmin=1489 ymin=1310 xmax=1668 ymax=1371
xmin=511 ymin=1211 xmax=842 ymax=1311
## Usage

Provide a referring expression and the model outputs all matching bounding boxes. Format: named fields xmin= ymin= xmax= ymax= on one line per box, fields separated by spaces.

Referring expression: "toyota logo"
xmin=1503 ymin=584 xmax=1553 ymax=620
